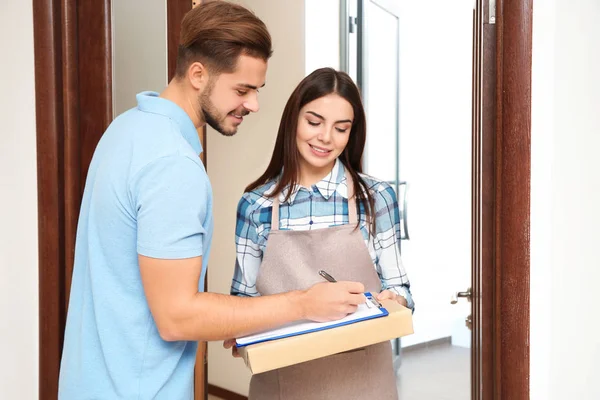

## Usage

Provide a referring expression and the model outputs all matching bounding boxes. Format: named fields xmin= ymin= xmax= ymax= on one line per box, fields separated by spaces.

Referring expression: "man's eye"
xmin=236 ymin=90 xmax=248 ymax=96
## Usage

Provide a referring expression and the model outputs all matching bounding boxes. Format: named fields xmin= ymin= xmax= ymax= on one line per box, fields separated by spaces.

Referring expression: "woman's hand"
xmin=376 ymin=290 xmax=408 ymax=307
xmin=223 ymin=339 xmax=241 ymax=358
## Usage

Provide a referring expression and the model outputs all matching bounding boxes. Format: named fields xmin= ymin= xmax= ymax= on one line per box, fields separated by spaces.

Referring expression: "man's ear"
xmin=187 ymin=62 xmax=210 ymax=91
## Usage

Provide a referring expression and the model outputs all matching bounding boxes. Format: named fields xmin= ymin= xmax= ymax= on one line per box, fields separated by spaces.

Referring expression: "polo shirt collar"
xmin=136 ymin=91 xmax=203 ymax=155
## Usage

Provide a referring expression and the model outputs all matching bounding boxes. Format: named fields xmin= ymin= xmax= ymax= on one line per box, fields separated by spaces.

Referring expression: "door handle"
xmin=450 ymin=287 xmax=472 ymax=304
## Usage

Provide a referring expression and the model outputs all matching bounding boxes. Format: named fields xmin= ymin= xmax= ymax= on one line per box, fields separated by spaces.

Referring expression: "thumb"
xmin=377 ymin=290 xmax=395 ymax=301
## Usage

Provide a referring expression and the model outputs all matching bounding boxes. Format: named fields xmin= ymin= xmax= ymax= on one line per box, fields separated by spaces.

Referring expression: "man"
xmin=58 ymin=2 xmax=365 ymax=399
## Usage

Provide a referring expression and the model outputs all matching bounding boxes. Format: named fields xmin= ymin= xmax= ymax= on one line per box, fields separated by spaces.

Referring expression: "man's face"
xmin=199 ymin=55 xmax=268 ymax=136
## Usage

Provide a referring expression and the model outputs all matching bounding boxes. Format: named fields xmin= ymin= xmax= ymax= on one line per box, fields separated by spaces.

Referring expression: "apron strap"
xmin=346 ymin=170 xmax=358 ymax=225
xmin=269 ymin=166 xmax=359 ymax=230
xmin=271 ymin=194 xmax=280 ymax=231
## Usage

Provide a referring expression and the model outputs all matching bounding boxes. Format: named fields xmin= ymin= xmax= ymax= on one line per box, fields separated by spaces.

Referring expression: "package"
xmin=238 ymin=299 xmax=413 ymax=374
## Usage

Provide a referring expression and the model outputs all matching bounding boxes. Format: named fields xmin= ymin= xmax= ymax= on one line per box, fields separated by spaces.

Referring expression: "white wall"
xmin=206 ymin=0 xmax=305 ymax=396
xmin=530 ymin=1 xmax=556 ymax=398
xmin=304 ymin=0 xmax=340 ymax=74
xmin=0 ymin=1 xmax=39 ymax=399
xmin=531 ymin=1 xmax=600 ymax=399
xmin=112 ymin=0 xmax=168 ymax=115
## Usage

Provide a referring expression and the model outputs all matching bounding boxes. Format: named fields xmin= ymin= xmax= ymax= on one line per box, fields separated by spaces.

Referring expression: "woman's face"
xmin=295 ymin=94 xmax=354 ymax=178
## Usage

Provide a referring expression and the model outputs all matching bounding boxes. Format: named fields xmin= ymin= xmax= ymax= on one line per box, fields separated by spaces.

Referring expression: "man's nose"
xmin=243 ymin=93 xmax=260 ymax=113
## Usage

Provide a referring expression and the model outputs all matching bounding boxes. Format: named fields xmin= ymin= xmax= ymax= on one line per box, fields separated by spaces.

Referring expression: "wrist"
xmin=284 ymin=290 xmax=307 ymax=321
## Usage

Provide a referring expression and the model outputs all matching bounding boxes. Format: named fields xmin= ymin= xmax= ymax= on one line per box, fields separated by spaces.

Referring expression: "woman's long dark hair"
xmin=245 ymin=67 xmax=376 ymax=233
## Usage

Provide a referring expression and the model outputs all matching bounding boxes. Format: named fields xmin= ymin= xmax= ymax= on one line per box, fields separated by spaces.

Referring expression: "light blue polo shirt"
xmin=58 ymin=92 xmax=213 ymax=399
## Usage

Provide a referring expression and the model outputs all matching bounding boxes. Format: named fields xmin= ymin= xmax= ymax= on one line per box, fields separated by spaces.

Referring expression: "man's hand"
xmin=376 ymin=289 xmax=408 ymax=307
xmin=299 ymin=281 xmax=366 ymax=322
xmin=223 ymin=282 xmax=366 ymax=357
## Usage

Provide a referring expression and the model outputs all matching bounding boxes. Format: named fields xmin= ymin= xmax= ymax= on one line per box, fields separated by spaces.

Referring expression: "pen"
xmin=318 ymin=270 xmax=337 ymax=283
xmin=318 ymin=270 xmax=382 ymax=308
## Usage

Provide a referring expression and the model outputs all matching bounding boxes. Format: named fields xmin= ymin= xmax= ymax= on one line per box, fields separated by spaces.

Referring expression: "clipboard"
xmin=237 ymin=298 xmax=414 ymax=374
xmin=235 ymin=292 xmax=388 ymax=347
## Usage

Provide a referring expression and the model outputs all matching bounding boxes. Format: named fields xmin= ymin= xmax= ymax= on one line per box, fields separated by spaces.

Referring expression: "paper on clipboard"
xmin=235 ymin=293 xmax=387 ymax=347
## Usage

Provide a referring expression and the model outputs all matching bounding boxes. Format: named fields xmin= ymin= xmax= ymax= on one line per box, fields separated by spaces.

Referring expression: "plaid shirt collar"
xmin=275 ymin=159 xmax=348 ymax=205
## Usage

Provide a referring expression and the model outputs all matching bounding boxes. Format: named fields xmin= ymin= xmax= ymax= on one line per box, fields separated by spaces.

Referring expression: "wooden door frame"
xmin=33 ymin=0 xmax=113 ymax=397
xmin=475 ymin=1 xmax=531 ymax=399
xmin=473 ymin=1 xmax=532 ymax=399
xmin=33 ymin=0 xmax=207 ymax=398
xmin=491 ymin=1 xmax=532 ymax=398
xmin=34 ymin=0 xmax=530 ymax=399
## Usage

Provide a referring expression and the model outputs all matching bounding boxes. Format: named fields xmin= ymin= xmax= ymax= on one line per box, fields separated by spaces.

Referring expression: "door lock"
xmin=465 ymin=314 xmax=473 ymax=330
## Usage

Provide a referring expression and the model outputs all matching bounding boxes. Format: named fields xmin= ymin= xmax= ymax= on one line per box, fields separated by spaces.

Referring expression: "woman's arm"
xmin=371 ymin=181 xmax=415 ymax=310
xmin=231 ymin=194 xmax=264 ymax=297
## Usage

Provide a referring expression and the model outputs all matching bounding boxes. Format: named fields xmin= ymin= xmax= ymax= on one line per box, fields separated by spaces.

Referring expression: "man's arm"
xmin=139 ymin=255 xmax=366 ymax=342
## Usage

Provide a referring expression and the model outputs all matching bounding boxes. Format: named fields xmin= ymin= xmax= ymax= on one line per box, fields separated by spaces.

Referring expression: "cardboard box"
xmin=238 ymin=299 xmax=413 ymax=374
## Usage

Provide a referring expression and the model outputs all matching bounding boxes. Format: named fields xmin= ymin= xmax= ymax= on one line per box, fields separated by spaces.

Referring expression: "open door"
xmin=340 ymin=0 xmax=531 ymax=398
xmin=350 ymin=0 xmax=479 ymax=396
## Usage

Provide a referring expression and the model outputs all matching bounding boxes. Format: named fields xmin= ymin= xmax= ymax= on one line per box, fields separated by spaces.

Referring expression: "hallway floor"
xmin=397 ymin=342 xmax=470 ymax=399
xmin=208 ymin=342 xmax=471 ymax=399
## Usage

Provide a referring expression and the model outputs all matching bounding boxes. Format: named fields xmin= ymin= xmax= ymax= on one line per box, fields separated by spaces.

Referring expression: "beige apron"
xmin=249 ymin=171 xmax=398 ymax=400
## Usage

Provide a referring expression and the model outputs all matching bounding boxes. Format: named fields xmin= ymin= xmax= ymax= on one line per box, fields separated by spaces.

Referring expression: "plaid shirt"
xmin=231 ymin=159 xmax=414 ymax=309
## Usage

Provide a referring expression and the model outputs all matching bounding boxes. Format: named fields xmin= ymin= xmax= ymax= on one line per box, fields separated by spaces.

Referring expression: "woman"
xmin=229 ymin=68 xmax=414 ymax=399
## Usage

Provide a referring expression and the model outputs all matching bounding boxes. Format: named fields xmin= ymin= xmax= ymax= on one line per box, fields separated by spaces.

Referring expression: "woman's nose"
xmin=317 ymin=127 xmax=332 ymax=143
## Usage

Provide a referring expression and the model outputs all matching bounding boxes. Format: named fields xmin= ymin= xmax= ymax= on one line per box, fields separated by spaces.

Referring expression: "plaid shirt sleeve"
xmin=230 ymin=193 xmax=264 ymax=297
xmin=372 ymin=182 xmax=415 ymax=310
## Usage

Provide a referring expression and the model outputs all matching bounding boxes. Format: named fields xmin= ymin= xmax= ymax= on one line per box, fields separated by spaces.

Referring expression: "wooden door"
xmin=33 ymin=0 xmax=207 ymax=398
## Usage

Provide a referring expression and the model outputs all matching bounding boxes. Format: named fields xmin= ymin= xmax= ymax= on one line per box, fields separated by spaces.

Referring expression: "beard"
xmin=198 ymin=82 xmax=238 ymax=137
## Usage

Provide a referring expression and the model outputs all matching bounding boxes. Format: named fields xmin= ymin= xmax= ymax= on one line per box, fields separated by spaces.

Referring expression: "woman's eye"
xmin=336 ymin=127 xmax=349 ymax=133
xmin=308 ymin=121 xmax=320 ymax=126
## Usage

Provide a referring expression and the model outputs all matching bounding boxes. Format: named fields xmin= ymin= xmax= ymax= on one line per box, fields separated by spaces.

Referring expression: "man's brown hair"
xmin=176 ymin=1 xmax=273 ymax=78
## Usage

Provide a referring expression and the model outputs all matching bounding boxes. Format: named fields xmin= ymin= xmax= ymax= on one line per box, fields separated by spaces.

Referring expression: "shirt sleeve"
xmin=372 ymin=182 xmax=415 ymax=310
xmin=231 ymin=194 xmax=263 ymax=297
xmin=131 ymin=155 xmax=208 ymax=259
